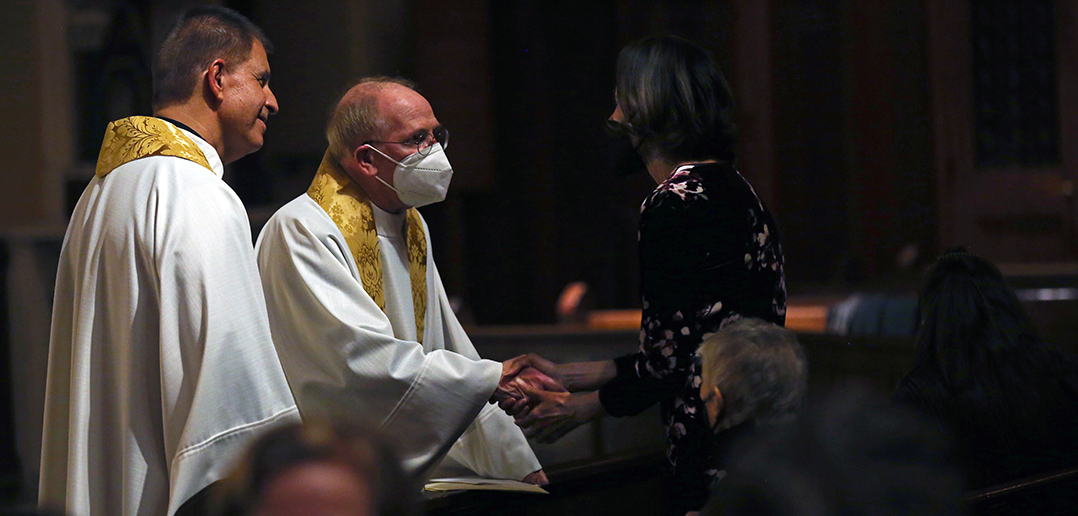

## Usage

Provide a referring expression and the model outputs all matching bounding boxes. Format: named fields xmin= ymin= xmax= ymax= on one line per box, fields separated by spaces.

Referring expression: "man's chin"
xmin=246 ymin=134 xmax=265 ymax=153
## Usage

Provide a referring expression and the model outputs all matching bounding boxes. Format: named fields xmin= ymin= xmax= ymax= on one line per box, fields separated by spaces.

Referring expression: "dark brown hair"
xmin=614 ymin=36 xmax=738 ymax=163
xmin=152 ymin=6 xmax=272 ymax=109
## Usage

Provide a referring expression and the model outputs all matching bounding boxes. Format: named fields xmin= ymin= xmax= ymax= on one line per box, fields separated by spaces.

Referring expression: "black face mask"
xmin=600 ymin=126 xmax=647 ymax=177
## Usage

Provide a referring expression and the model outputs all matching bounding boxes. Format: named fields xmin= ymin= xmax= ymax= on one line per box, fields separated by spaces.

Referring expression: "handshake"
xmin=489 ymin=354 xmax=606 ymax=444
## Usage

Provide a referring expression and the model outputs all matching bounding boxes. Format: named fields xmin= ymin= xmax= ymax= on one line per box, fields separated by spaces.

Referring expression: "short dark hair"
xmin=614 ymin=36 xmax=738 ymax=163
xmin=152 ymin=6 xmax=272 ymax=110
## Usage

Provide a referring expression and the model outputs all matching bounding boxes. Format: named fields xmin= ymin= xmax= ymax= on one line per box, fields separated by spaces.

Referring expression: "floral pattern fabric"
xmin=599 ymin=162 xmax=786 ymax=511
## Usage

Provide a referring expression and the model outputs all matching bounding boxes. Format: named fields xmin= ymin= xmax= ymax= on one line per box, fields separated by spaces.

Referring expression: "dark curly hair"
xmin=613 ymin=36 xmax=738 ymax=163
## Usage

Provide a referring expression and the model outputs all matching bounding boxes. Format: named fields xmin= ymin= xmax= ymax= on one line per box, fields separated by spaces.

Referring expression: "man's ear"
xmin=704 ymin=385 xmax=724 ymax=429
xmin=206 ymin=58 xmax=227 ymax=104
xmin=352 ymin=145 xmax=379 ymax=177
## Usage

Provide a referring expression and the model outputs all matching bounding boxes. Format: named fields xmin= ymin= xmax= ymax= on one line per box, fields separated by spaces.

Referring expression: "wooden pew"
xmin=456 ymin=324 xmax=918 ymax=514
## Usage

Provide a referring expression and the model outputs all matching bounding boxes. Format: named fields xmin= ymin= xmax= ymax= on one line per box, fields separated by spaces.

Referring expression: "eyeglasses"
xmin=365 ymin=126 xmax=449 ymax=157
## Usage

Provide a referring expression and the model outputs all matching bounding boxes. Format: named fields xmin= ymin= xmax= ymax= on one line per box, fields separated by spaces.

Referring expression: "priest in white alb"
xmin=39 ymin=8 xmax=298 ymax=516
xmin=255 ymin=77 xmax=553 ymax=484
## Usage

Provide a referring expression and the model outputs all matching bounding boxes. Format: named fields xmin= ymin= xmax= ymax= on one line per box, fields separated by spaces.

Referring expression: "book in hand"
xmin=424 ymin=477 xmax=549 ymax=494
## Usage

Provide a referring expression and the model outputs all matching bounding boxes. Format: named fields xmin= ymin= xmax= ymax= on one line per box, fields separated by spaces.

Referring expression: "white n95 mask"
xmin=369 ymin=143 xmax=453 ymax=208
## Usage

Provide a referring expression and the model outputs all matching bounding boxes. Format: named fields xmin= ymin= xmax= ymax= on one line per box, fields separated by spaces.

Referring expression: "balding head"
xmin=326 ymin=77 xmax=416 ymax=162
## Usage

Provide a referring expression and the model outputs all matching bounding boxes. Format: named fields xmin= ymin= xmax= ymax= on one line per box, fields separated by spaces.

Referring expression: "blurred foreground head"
xmin=213 ymin=419 xmax=418 ymax=516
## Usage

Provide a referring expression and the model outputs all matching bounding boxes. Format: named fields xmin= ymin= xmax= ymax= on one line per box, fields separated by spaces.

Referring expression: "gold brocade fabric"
xmin=95 ymin=116 xmax=211 ymax=177
xmin=307 ymin=152 xmax=428 ymax=343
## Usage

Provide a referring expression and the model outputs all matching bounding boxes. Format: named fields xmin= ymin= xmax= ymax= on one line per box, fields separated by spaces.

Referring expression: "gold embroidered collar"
xmin=95 ymin=116 xmax=212 ymax=177
xmin=307 ymin=152 xmax=428 ymax=343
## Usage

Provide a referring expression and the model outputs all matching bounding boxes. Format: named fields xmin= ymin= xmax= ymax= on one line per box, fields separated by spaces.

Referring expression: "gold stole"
xmin=307 ymin=152 xmax=428 ymax=343
xmin=95 ymin=116 xmax=211 ymax=177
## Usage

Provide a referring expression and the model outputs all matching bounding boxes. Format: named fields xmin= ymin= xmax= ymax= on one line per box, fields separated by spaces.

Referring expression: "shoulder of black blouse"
xmin=647 ymin=162 xmax=757 ymax=219
xmin=648 ymin=163 xmax=727 ymax=202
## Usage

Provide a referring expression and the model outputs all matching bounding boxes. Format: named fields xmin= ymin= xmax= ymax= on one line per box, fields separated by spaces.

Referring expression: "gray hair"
xmin=326 ymin=76 xmax=416 ymax=162
xmin=698 ymin=318 xmax=808 ymax=430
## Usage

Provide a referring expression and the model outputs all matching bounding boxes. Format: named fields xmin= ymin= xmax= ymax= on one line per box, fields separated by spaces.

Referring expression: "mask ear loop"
xmin=363 ymin=143 xmax=405 ymax=167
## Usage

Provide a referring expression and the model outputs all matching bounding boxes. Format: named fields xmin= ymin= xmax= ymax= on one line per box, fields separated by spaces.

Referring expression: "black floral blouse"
xmin=598 ymin=162 xmax=786 ymax=511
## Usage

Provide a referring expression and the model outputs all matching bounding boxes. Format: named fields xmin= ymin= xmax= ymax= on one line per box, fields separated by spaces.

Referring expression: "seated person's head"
xmin=697 ymin=317 xmax=807 ymax=432
xmin=916 ymin=246 xmax=1046 ymax=380
xmin=214 ymin=419 xmax=417 ymax=516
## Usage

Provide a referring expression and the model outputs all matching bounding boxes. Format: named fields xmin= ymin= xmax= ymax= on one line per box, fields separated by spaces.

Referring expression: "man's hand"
xmin=491 ymin=364 xmax=566 ymax=405
xmin=522 ymin=469 xmax=549 ymax=486
xmin=503 ymin=353 xmax=564 ymax=385
xmin=503 ymin=355 xmax=617 ymax=393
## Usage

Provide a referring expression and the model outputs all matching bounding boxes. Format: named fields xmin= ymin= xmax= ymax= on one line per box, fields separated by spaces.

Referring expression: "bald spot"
xmin=336 ymin=82 xmax=430 ymax=140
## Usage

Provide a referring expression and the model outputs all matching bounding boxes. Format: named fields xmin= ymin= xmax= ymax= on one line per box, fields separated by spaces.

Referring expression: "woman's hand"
xmin=514 ymin=388 xmax=604 ymax=444
xmin=503 ymin=354 xmax=618 ymax=393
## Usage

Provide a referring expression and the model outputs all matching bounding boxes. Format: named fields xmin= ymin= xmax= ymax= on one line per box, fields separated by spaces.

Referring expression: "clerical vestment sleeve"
xmin=40 ymin=149 xmax=299 ymax=516
xmin=158 ymin=171 xmax=301 ymax=515
xmin=255 ymin=199 xmax=502 ymax=474
xmin=430 ymin=265 xmax=541 ymax=479
xmin=445 ymin=403 xmax=542 ymax=480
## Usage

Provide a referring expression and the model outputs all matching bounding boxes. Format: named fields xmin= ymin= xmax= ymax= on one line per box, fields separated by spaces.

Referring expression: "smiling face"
xmin=218 ymin=40 xmax=278 ymax=164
